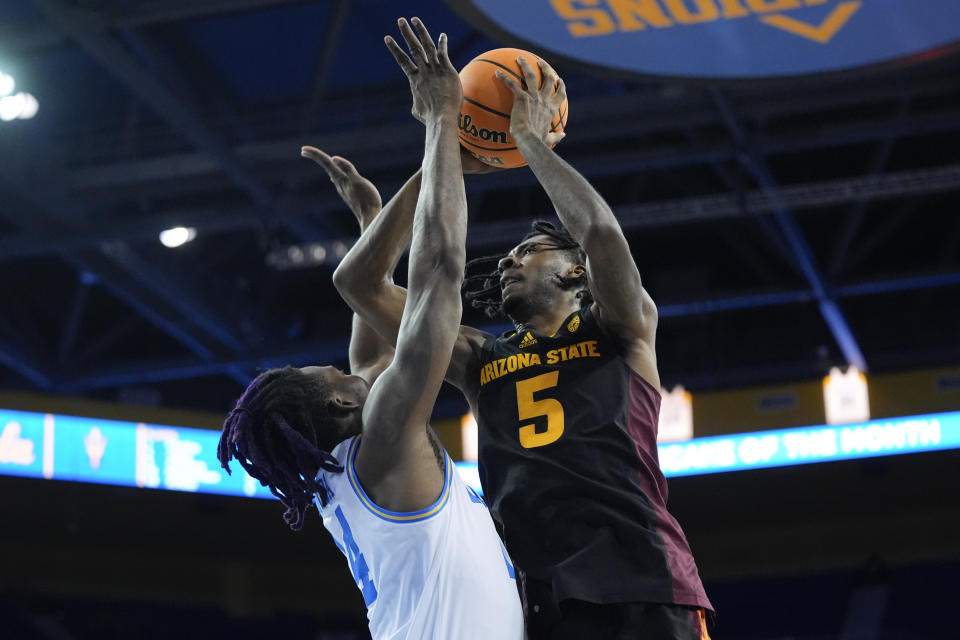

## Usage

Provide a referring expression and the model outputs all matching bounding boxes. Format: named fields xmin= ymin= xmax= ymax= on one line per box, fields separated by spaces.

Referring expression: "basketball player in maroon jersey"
xmin=312 ymin=43 xmax=712 ymax=640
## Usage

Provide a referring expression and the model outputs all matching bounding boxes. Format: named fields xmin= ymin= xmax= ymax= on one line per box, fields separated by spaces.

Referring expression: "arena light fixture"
xmin=0 ymin=94 xmax=21 ymax=120
xmin=0 ymin=92 xmax=38 ymax=121
xmin=461 ymin=413 xmax=478 ymax=462
xmin=0 ymin=70 xmax=38 ymax=121
xmin=0 ymin=94 xmax=22 ymax=121
xmin=0 ymin=71 xmax=14 ymax=96
xmin=266 ymin=241 xmax=351 ymax=270
xmin=658 ymin=385 xmax=694 ymax=442
xmin=823 ymin=365 xmax=870 ymax=425
xmin=18 ymin=93 xmax=38 ymax=119
xmin=158 ymin=226 xmax=197 ymax=248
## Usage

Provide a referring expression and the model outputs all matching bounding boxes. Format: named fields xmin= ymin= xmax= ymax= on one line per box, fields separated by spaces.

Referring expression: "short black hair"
xmin=218 ymin=366 xmax=346 ymax=531
xmin=463 ymin=220 xmax=592 ymax=319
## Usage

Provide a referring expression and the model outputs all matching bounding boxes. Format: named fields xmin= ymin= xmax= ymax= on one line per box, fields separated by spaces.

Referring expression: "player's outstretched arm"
xmin=324 ymin=125 xmax=491 ymax=401
xmin=352 ymin=17 xmax=468 ymax=512
xmin=496 ymin=59 xmax=659 ymax=386
xmin=300 ymin=147 xmax=406 ymax=384
xmin=304 ymin=147 xmax=421 ymax=383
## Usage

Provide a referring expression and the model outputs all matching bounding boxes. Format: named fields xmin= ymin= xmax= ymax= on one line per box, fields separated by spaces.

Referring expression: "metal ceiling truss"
xmin=827 ymin=88 xmax=911 ymax=275
xmin=56 ymin=271 xmax=95 ymax=365
xmin=298 ymin=0 xmax=352 ymax=135
xmin=65 ymin=98 xmax=960 ymax=193
xmin=0 ymin=341 xmax=55 ymax=390
xmin=58 ymin=268 xmax=960 ymax=392
xmin=35 ymin=0 xmax=340 ymax=249
xmin=0 ymin=163 xmax=957 ymax=263
xmin=6 ymin=0 xmax=345 ymax=390
xmin=271 ymin=163 xmax=960 ymax=270
xmin=59 ymin=70 xmax=958 ymax=171
xmin=0 ymin=154 xmax=251 ymax=387
xmin=4 ymin=0 xmax=315 ymax=52
xmin=3 ymin=1 xmax=957 ymax=397
xmin=710 ymin=88 xmax=868 ymax=371
xmin=33 ymin=0 xmax=277 ymax=210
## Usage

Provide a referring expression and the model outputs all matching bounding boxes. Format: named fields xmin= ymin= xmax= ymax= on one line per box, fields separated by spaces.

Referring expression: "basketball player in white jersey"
xmin=217 ymin=18 xmax=524 ymax=640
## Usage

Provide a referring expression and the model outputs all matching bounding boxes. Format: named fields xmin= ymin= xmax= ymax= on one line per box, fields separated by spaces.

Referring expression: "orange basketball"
xmin=458 ymin=48 xmax=569 ymax=169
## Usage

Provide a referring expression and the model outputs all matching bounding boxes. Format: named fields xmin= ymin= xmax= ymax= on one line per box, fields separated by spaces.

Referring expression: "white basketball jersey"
xmin=316 ymin=436 xmax=525 ymax=640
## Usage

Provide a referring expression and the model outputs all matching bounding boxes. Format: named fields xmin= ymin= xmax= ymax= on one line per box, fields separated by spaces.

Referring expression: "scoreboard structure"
xmin=447 ymin=0 xmax=960 ymax=79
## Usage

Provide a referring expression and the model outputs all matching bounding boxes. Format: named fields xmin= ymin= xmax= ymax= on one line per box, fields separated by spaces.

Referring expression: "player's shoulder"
xmin=586 ymin=301 xmax=661 ymax=385
xmin=592 ymin=285 xmax=658 ymax=340
xmin=313 ymin=437 xmax=356 ymax=513
xmin=318 ymin=437 xmax=356 ymax=488
xmin=453 ymin=325 xmax=496 ymax=399
xmin=556 ymin=305 xmax=605 ymax=341
xmin=330 ymin=435 xmax=356 ymax=463
xmin=460 ymin=323 xmax=494 ymax=351
xmin=334 ymin=434 xmax=462 ymax=525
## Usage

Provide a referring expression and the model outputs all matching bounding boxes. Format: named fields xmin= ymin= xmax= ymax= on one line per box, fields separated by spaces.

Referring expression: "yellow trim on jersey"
xmin=345 ymin=436 xmax=453 ymax=523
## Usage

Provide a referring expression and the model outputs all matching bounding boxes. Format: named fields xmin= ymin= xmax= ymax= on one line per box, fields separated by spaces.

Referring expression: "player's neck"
xmin=513 ymin=304 xmax=578 ymax=337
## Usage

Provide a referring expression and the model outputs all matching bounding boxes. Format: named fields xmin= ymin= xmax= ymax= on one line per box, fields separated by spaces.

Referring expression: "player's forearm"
xmin=335 ymin=170 xmax=421 ymax=373
xmin=514 ymin=131 xmax=620 ymax=242
xmin=408 ymin=115 xmax=467 ymax=288
xmin=348 ymin=311 xmax=394 ymax=383
xmin=341 ymin=180 xmax=412 ymax=380
xmin=515 ymin=131 xmax=650 ymax=325
xmin=335 ymin=169 xmax=423 ymax=293
xmin=383 ymin=116 xmax=467 ymax=440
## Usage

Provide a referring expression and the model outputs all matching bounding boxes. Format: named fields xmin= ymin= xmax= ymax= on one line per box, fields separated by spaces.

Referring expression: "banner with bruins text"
xmin=447 ymin=0 xmax=960 ymax=79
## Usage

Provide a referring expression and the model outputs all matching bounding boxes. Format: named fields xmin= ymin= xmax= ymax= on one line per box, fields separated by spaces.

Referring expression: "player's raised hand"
xmin=301 ymin=146 xmax=382 ymax=230
xmin=385 ymin=17 xmax=462 ymax=123
xmin=495 ymin=56 xmax=566 ymax=147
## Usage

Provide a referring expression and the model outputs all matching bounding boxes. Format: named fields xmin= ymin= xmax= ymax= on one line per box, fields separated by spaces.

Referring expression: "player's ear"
xmin=566 ymin=264 xmax=586 ymax=279
xmin=328 ymin=395 xmax=360 ymax=417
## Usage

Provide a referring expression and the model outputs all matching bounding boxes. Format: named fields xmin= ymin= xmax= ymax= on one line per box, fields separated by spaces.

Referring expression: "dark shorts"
xmin=523 ymin=578 xmax=711 ymax=640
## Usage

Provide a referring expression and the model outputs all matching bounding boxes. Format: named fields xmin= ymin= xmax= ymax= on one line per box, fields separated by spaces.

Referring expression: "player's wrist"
xmin=512 ymin=127 xmax=545 ymax=148
xmin=423 ymin=108 xmax=460 ymax=126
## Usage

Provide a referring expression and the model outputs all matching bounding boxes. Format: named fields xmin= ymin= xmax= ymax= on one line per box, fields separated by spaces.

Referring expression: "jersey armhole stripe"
xmin=345 ymin=437 xmax=454 ymax=523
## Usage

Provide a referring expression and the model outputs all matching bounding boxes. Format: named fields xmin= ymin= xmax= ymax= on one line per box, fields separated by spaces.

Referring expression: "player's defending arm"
xmin=325 ymin=102 xmax=492 ymax=400
xmin=351 ymin=17 xmax=467 ymax=511
xmin=324 ymin=161 xmax=423 ymax=378
xmin=299 ymin=147 xmax=401 ymax=384
xmin=497 ymin=59 xmax=660 ymax=387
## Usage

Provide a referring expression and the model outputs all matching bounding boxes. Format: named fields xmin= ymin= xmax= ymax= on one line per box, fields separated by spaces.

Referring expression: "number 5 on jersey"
xmin=516 ymin=371 xmax=565 ymax=448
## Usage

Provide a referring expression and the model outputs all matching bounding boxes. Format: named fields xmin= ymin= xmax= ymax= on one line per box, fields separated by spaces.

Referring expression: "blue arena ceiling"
xmin=0 ymin=0 xmax=957 ymax=415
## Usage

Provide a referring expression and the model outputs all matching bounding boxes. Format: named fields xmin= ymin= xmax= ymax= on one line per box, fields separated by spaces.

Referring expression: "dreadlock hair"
xmin=463 ymin=220 xmax=593 ymax=319
xmin=218 ymin=366 xmax=347 ymax=531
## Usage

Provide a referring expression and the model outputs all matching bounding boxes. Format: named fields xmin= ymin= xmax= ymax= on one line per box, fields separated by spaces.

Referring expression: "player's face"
xmin=498 ymin=234 xmax=578 ymax=315
xmin=300 ymin=365 xmax=369 ymax=434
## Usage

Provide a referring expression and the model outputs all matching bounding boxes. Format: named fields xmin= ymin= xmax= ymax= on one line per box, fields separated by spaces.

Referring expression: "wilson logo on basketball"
xmin=458 ymin=114 xmax=508 ymax=144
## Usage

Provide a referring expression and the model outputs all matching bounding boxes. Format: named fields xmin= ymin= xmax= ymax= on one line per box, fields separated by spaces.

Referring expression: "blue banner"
xmin=2 ymin=408 xmax=958 ymax=497
xmin=0 ymin=409 xmax=274 ymax=498
xmin=658 ymin=411 xmax=960 ymax=477
xmin=448 ymin=0 xmax=960 ymax=78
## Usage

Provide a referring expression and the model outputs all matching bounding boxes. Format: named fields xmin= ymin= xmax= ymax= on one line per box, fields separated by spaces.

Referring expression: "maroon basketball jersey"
xmin=475 ymin=306 xmax=712 ymax=609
